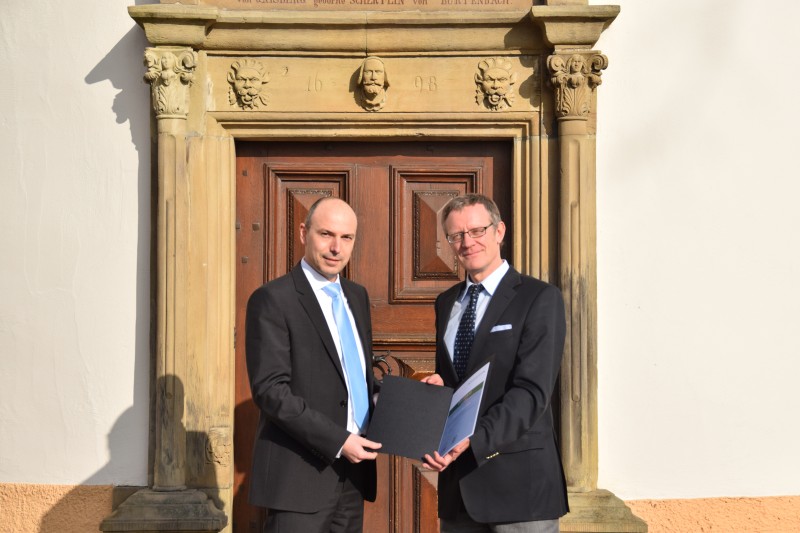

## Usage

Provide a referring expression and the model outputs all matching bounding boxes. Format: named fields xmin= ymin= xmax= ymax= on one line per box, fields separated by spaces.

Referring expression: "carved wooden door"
xmin=234 ymin=141 xmax=512 ymax=533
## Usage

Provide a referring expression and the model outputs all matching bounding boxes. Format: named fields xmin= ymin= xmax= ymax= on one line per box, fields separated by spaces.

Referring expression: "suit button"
xmin=339 ymin=400 xmax=347 ymax=407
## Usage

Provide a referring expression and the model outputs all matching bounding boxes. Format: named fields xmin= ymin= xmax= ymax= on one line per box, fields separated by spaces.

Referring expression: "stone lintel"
xmin=561 ymin=490 xmax=648 ymax=533
xmin=100 ymin=489 xmax=227 ymax=532
xmin=530 ymin=5 xmax=620 ymax=50
xmin=128 ymin=5 xmax=544 ymax=52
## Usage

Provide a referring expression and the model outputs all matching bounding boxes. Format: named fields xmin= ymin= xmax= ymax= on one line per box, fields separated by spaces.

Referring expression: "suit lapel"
xmin=467 ymin=268 xmax=521 ymax=375
xmin=291 ymin=265 xmax=346 ymax=382
xmin=437 ymin=282 xmax=464 ymax=384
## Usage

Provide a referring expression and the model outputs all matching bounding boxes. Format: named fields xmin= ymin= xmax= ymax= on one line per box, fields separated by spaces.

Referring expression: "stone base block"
xmin=100 ymin=489 xmax=227 ymax=532
xmin=560 ymin=489 xmax=648 ymax=533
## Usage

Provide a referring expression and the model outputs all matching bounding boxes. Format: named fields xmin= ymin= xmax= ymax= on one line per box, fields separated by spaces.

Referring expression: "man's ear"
xmin=299 ymin=223 xmax=308 ymax=245
xmin=495 ymin=221 xmax=506 ymax=244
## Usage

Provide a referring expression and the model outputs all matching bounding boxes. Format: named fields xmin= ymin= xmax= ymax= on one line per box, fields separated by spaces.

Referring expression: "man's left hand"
xmin=422 ymin=438 xmax=470 ymax=472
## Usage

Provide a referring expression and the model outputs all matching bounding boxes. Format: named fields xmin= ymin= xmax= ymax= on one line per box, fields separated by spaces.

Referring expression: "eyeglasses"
xmin=446 ymin=224 xmax=495 ymax=244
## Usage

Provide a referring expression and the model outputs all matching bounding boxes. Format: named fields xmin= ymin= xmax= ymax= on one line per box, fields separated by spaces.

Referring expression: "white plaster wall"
xmin=0 ymin=0 xmax=153 ymax=485
xmin=2 ymin=0 xmax=798 ymax=501
xmin=596 ymin=0 xmax=800 ymax=499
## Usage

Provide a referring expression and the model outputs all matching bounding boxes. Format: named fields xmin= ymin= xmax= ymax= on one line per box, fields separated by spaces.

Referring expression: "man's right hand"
xmin=341 ymin=434 xmax=381 ymax=463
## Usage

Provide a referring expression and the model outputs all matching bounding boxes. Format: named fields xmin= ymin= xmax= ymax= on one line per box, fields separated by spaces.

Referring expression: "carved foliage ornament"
xmin=356 ymin=56 xmax=389 ymax=112
xmin=547 ymin=53 xmax=608 ymax=118
xmin=475 ymin=57 xmax=517 ymax=111
xmin=228 ymin=59 xmax=270 ymax=110
xmin=143 ymin=48 xmax=197 ymax=118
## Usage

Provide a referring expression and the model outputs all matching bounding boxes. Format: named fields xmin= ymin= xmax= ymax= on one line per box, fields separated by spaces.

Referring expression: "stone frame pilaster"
xmin=531 ymin=4 xmax=647 ymax=531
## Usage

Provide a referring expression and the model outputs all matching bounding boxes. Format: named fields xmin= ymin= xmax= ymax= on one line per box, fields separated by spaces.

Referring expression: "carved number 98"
xmin=415 ymin=76 xmax=437 ymax=92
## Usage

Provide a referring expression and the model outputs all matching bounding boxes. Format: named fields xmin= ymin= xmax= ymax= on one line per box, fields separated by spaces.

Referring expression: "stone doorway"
xmin=101 ymin=2 xmax=647 ymax=532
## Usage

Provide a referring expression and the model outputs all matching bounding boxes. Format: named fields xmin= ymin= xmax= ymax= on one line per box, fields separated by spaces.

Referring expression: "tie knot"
xmin=323 ymin=283 xmax=342 ymax=298
xmin=468 ymin=284 xmax=483 ymax=298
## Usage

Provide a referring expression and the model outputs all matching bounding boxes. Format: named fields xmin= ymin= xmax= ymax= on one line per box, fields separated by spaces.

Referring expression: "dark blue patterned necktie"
xmin=453 ymin=283 xmax=483 ymax=380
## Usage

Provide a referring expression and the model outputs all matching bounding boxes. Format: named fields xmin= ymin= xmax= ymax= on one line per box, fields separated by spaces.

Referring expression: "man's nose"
xmin=461 ymin=232 xmax=477 ymax=245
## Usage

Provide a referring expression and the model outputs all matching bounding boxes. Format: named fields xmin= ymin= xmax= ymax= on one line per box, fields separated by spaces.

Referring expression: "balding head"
xmin=300 ymin=197 xmax=358 ymax=281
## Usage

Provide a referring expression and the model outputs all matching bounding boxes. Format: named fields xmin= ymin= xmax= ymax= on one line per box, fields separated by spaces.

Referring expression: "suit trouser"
xmin=264 ymin=460 xmax=365 ymax=533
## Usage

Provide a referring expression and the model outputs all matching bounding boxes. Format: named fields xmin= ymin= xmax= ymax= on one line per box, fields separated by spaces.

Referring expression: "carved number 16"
xmin=307 ymin=74 xmax=323 ymax=92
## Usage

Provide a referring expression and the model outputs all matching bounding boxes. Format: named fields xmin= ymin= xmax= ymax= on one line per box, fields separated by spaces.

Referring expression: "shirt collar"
xmin=460 ymin=260 xmax=509 ymax=301
xmin=301 ymin=258 xmax=340 ymax=291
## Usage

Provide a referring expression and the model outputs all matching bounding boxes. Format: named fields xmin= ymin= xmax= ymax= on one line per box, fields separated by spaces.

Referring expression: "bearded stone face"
xmin=475 ymin=60 xmax=516 ymax=111
xmin=480 ymin=67 xmax=510 ymax=105
xmin=361 ymin=58 xmax=386 ymax=97
xmin=234 ymin=67 xmax=264 ymax=105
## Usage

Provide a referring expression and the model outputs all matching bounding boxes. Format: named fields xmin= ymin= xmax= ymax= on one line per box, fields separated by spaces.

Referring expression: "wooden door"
xmin=234 ymin=141 xmax=512 ymax=532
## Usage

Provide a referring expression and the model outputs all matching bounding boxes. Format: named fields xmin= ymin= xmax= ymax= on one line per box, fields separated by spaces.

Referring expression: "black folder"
xmin=366 ymin=375 xmax=452 ymax=460
xmin=366 ymin=361 xmax=490 ymax=460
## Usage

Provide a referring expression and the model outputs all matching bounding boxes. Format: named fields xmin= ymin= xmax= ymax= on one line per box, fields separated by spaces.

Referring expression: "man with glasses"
xmin=422 ymin=193 xmax=569 ymax=533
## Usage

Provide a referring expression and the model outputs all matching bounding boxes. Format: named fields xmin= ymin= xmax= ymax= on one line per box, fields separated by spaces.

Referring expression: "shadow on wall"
xmin=85 ymin=23 xmax=153 ymax=158
xmin=53 ymin=14 xmax=157 ymax=533
xmin=38 ymin=376 xmax=223 ymax=533
xmin=85 ymin=24 xmax=155 ymax=438
xmin=37 ymin=407 xmax=139 ymax=533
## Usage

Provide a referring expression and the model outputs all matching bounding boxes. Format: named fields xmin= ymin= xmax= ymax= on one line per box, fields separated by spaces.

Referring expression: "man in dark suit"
xmin=246 ymin=197 xmax=381 ymax=533
xmin=422 ymin=193 xmax=568 ymax=532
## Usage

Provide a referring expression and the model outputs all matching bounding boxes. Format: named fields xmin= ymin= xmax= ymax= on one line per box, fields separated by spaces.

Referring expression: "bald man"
xmin=246 ymin=197 xmax=381 ymax=533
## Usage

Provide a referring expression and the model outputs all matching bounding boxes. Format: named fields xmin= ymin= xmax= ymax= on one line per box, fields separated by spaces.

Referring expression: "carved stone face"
xmin=356 ymin=57 xmax=389 ymax=111
xmin=234 ymin=67 xmax=265 ymax=103
xmin=480 ymin=67 xmax=511 ymax=106
xmin=361 ymin=58 xmax=386 ymax=96
xmin=569 ymin=57 xmax=583 ymax=74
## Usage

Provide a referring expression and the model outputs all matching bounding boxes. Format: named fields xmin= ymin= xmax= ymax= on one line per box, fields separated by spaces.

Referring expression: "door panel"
xmin=234 ymin=141 xmax=511 ymax=532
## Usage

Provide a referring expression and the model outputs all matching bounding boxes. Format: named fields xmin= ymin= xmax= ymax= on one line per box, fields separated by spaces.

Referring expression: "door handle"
xmin=372 ymin=351 xmax=392 ymax=376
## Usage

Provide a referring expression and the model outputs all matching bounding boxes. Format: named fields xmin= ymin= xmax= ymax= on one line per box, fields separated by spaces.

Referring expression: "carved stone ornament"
xmin=356 ymin=56 xmax=389 ymax=112
xmin=143 ymin=48 xmax=198 ymax=118
xmin=205 ymin=426 xmax=232 ymax=467
xmin=475 ymin=57 xmax=517 ymax=111
xmin=227 ymin=59 xmax=270 ymax=110
xmin=547 ymin=53 xmax=608 ymax=119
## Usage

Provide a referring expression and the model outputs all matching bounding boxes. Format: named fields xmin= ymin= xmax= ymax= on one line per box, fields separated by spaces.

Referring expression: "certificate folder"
xmin=366 ymin=361 xmax=490 ymax=460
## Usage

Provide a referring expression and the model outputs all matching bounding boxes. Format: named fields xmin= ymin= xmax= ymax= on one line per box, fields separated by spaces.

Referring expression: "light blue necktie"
xmin=323 ymin=283 xmax=369 ymax=431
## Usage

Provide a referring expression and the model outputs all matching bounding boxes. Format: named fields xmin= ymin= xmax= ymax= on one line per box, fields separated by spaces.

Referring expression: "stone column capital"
xmin=143 ymin=47 xmax=198 ymax=119
xmin=547 ymin=52 xmax=608 ymax=121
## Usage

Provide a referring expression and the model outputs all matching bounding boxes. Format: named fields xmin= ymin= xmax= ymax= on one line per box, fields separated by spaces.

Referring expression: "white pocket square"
xmin=490 ymin=324 xmax=512 ymax=332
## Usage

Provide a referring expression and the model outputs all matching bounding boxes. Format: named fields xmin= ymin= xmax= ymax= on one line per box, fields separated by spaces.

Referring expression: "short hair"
xmin=440 ymin=193 xmax=502 ymax=231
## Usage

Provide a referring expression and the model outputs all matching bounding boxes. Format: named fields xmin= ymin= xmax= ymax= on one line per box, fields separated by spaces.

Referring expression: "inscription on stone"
xmin=208 ymin=0 xmax=528 ymax=11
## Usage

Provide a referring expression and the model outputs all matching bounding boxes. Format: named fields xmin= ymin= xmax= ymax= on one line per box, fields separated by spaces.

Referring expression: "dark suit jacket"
xmin=245 ymin=263 xmax=377 ymax=513
xmin=435 ymin=267 xmax=569 ymax=523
